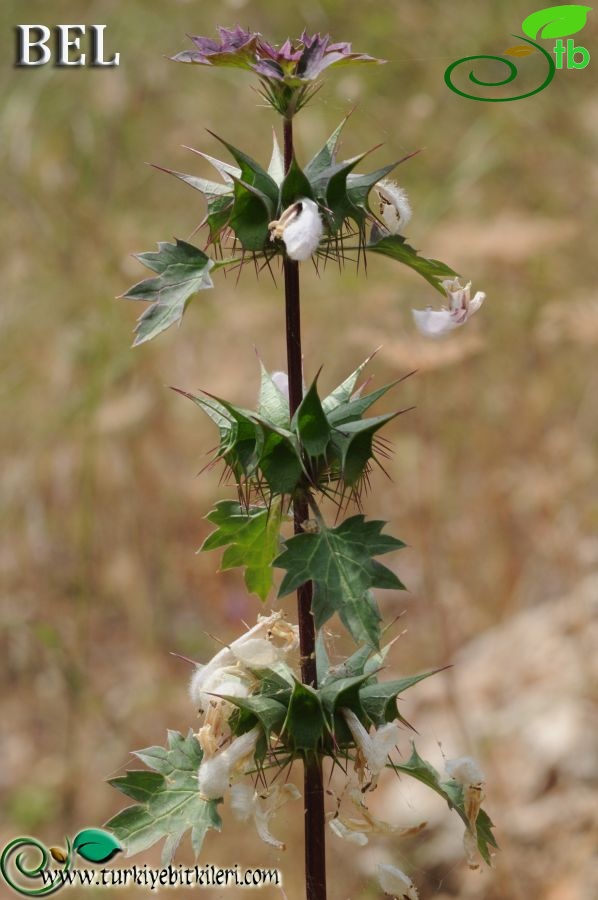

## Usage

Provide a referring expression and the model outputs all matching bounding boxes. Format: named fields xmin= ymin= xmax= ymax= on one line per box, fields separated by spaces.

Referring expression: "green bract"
xmin=122 ymin=121 xmax=457 ymax=345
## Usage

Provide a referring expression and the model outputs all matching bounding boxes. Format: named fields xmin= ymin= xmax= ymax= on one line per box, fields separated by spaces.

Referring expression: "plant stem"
xmin=282 ymin=115 xmax=327 ymax=900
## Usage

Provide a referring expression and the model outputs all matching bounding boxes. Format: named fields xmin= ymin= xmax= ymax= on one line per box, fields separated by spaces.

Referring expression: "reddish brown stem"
xmin=282 ymin=115 xmax=327 ymax=900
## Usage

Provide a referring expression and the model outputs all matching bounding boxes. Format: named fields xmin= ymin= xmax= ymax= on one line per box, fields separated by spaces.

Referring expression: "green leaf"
xmin=359 ymin=670 xmax=440 ymax=725
xmin=280 ymin=155 xmax=315 ymax=207
xmin=318 ymin=152 xmax=370 ymax=229
xmin=331 ymin=412 xmax=399 ymax=486
xmin=218 ymin=694 xmax=288 ymax=739
xmin=347 ymin=162 xmax=399 ymax=210
xmin=327 ymin=381 xmax=398 ymax=426
xmin=122 ymin=240 xmax=215 ymax=346
xmin=522 ymin=5 xmax=591 ymax=39
xmin=258 ymin=426 xmax=304 ymax=495
xmin=282 ymin=680 xmax=325 ymax=752
xmin=208 ymin=132 xmax=279 ymax=206
xmin=257 ymin=363 xmax=290 ymax=428
xmin=153 ymin=164 xmax=233 ymax=197
xmin=305 ymin=116 xmax=349 ymax=180
xmin=319 ymin=672 xmax=371 ymax=724
xmin=275 ymin=515 xmax=405 ymax=647
xmin=200 ymin=499 xmax=283 ymax=601
xmin=73 ymin=829 xmax=121 ymax=864
xmin=206 ymin=194 xmax=233 ymax=243
xmin=367 ymin=233 xmax=457 ymax=293
xmin=390 ymin=744 xmax=498 ymax=866
xmin=322 ymin=351 xmax=377 ymax=413
xmin=292 ymin=376 xmax=331 ymax=457
xmin=230 ymin=178 xmax=272 ymax=250
xmin=106 ymin=730 xmax=221 ymax=864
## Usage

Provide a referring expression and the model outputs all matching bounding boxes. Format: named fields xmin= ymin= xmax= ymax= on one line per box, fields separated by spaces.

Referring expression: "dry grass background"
xmin=1 ymin=0 xmax=597 ymax=897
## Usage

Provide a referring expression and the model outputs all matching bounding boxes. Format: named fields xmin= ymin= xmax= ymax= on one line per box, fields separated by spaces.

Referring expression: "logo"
xmin=445 ymin=4 xmax=591 ymax=101
xmin=14 ymin=25 xmax=120 ymax=67
xmin=0 ymin=829 xmax=121 ymax=896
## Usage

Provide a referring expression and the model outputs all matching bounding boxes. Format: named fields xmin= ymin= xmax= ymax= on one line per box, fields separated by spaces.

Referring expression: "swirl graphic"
xmin=444 ymin=36 xmax=555 ymax=101
xmin=0 ymin=838 xmax=71 ymax=896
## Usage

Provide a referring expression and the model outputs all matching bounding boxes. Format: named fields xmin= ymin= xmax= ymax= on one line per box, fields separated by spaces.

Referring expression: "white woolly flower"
xmin=230 ymin=782 xmax=301 ymax=850
xmin=412 ymin=277 xmax=486 ymax=338
xmin=189 ymin=611 xmax=295 ymax=712
xmin=268 ymin=198 xmax=323 ymax=261
xmin=342 ymin=708 xmax=400 ymax=785
xmin=377 ymin=864 xmax=419 ymax=899
xmin=374 ymin=179 xmax=412 ymax=233
xmin=197 ymin=728 xmax=260 ymax=800
xmin=445 ymin=756 xmax=484 ymax=787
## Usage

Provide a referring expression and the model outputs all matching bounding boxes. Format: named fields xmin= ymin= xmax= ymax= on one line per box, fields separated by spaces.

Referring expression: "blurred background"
xmin=1 ymin=1 xmax=597 ymax=897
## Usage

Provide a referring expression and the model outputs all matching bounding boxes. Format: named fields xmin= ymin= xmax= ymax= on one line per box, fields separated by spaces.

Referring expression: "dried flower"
xmin=445 ymin=756 xmax=486 ymax=869
xmin=271 ymin=370 xmax=289 ymax=401
xmin=328 ymin=818 xmax=369 ymax=846
xmin=342 ymin=708 xmax=400 ymax=785
xmin=412 ymin=278 xmax=486 ymax=338
xmin=231 ymin=782 xmax=301 ymax=850
xmin=374 ymin=179 xmax=412 ymax=234
xmin=269 ymin=199 xmax=323 ymax=261
xmin=197 ymin=727 xmax=260 ymax=800
xmin=377 ymin=864 xmax=419 ymax=899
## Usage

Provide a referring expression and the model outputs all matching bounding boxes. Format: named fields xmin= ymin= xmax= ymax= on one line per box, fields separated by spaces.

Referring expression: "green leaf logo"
xmin=73 ymin=829 xmax=122 ymax=864
xmin=522 ymin=5 xmax=592 ymax=39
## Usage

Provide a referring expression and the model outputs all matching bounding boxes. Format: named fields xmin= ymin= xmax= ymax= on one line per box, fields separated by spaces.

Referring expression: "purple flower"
xmin=173 ymin=26 xmax=383 ymax=83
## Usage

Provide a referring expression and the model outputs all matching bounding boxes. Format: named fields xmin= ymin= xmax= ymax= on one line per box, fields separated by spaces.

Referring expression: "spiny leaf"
xmin=280 ymin=155 xmax=315 ymax=207
xmin=230 ymin=178 xmax=272 ymax=249
xmin=200 ymin=499 xmax=283 ymax=601
xmin=521 ymin=4 xmax=591 ymax=40
xmin=207 ymin=131 xmax=279 ymax=206
xmin=106 ymin=730 xmax=221 ymax=864
xmin=257 ymin=363 xmax=290 ymax=428
xmin=390 ymin=744 xmax=498 ymax=866
xmin=218 ymin=694 xmax=287 ymax=739
xmin=152 ymin=164 xmax=233 ymax=197
xmin=322 ymin=351 xmax=379 ymax=413
xmin=327 ymin=380 xmax=399 ymax=426
xmin=367 ymin=233 xmax=457 ymax=293
xmin=275 ymin=515 xmax=406 ymax=647
xmin=305 ymin=116 xmax=349 ymax=179
xmin=282 ymin=680 xmax=325 ymax=752
xmin=122 ymin=240 xmax=214 ymax=346
xmin=359 ymin=670 xmax=440 ymax=725
xmin=330 ymin=412 xmax=399 ymax=486
xmin=293 ymin=376 xmax=331 ymax=457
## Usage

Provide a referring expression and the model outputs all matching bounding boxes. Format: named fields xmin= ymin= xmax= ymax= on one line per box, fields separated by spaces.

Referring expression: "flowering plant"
xmin=107 ymin=27 xmax=495 ymax=899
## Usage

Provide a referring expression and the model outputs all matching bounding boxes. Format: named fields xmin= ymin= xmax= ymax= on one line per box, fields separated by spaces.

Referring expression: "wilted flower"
xmin=377 ymin=864 xmax=419 ymax=899
xmin=269 ymin=199 xmax=323 ymax=261
xmin=412 ymin=278 xmax=486 ymax=338
xmin=231 ymin=782 xmax=301 ymax=850
xmin=189 ymin=612 xmax=297 ymax=756
xmin=445 ymin=756 xmax=486 ymax=869
xmin=198 ymin=727 xmax=260 ymax=800
xmin=374 ymin=179 xmax=412 ymax=234
xmin=329 ymin=818 xmax=369 ymax=846
xmin=342 ymin=708 xmax=400 ymax=785
xmin=329 ymin=790 xmax=426 ymax=846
